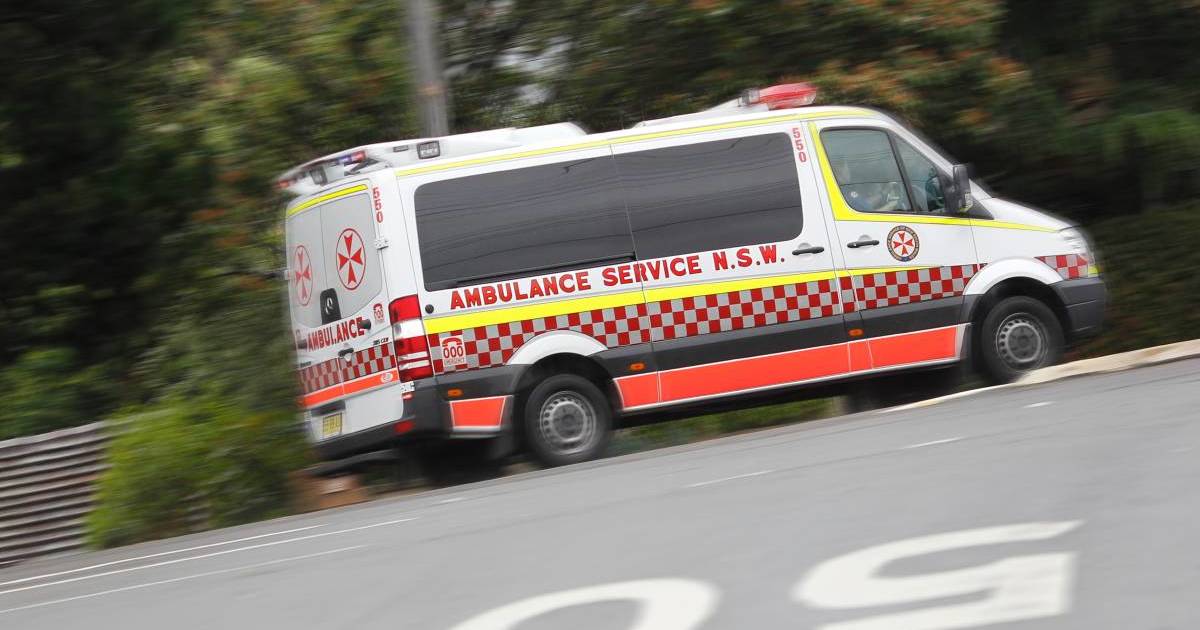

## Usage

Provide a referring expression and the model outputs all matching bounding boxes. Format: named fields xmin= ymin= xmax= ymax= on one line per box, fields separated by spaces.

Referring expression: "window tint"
xmin=822 ymin=129 xmax=911 ymax=214
xmin=415 ymin=156 xmax=634 ymax=290
xmin=896 ymin=139 xmax=947 ymax=213
xmin=615 ymin=133 xmax=803 ymax=259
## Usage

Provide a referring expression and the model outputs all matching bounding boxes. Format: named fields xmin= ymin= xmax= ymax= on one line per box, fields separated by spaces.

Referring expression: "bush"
xmin=0 ymin=347 xmax=115 ymax=440
xmin=88 ymin=398 xmax=308 ymax=548
xmin=1078 ymin=204 xmax=1200 ymax=356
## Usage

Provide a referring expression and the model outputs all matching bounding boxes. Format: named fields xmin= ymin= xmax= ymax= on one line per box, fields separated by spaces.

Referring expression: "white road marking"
xmin=437 ymin=497 xmax=466 ymax=505
xmin=0 ymin=546 xmax=364 ymax=615
xmin=0 ymin=524 xmax=325 ymax=588
xmin=904 ymin=437 xmax=962 ymax=449
xmin=450 ymin=578 xmax=718 ymax=630
xmin=1024 ymin=401 xmax=1054 ymax=409
xmin=687 ymin=470 xmax=773 ymax=488
xmin=795 ymin=521 xmax=1081 ymax=630
xmin=0 ymin=517 xmax=413 ymax=597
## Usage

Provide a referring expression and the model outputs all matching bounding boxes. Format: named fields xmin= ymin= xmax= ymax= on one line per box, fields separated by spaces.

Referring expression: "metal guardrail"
xmin=0 ymin=422 xmax=109 ymax=567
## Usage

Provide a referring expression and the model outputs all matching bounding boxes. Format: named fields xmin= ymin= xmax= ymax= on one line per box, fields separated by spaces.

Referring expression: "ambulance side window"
xmin=414 ymin=156 xmax=634 ymax=290
xmin=821 ymin=129 xmax=913 ymax=214
xmin=895 ymin=139 xmax=947 ymax=213
xmin=615 ymin=133 xmax=804 ymax=259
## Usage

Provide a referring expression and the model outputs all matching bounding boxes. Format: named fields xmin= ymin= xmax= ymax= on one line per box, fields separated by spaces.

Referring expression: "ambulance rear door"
xmin=286 ymin=181 xmax=399 ymax=442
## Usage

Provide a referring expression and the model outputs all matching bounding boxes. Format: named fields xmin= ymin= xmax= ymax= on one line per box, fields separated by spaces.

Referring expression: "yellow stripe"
xmin=286 ymin=184 xmax=368 ymax=217
xmin=838 ymin=266 xmax=927 ymax=277
xmin=805 ymin=123 xmax=1056 ymax=233
xmin=423 ymin=271 xmax=843 ymax=334
xmin=969 ymin=219 xmax=1057 ymax=233
xmin=395 ymin=109 xmax=871 ymax=179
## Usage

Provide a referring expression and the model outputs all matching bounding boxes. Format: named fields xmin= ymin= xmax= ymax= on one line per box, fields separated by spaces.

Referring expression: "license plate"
xmin=320 ymin=413 xmax=343 ymax=439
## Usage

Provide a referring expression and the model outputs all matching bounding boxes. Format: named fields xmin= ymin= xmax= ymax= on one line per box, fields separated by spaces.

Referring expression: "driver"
xmin=835 ymin=158 xmax=903 ymax=213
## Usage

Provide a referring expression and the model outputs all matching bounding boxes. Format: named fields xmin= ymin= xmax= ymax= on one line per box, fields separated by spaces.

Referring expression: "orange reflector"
xmin=849 ymin=328 xmax=864 ymax=337
xmin=446 ymin=388 xmax=463 ymax=398
xmin=629 ymin=362 xmax=646 ymax=372
xmin=395 ymin=420 xmax=414 ymax=435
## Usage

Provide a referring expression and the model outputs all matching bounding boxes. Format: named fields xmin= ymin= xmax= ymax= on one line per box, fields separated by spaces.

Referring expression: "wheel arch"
xmin=510 ymin=351 xmax=622 ymax=443
xmin=966 ymin=276 xmax=1070 ymax=352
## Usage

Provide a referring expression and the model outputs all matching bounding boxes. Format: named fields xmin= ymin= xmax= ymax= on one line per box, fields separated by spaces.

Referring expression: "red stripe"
xmin=622 ymin=325 xmax=964 ymax=410
xmin=868 ymin=326 xmax=958 ymax=369
xmin=660 ymin=344 xmax=849 ymax=402
xmin=615 ymin=373 xmax=659 ymax=409
xmin=848 ymin=339 xmax=871 ymax=372
xmin=300 ymin=369 xmax=400 ymax=408
xmin=450 ymin=396 xmax=508 ymax=430
xmin=301 ymin=384 xmax=343 ymax=408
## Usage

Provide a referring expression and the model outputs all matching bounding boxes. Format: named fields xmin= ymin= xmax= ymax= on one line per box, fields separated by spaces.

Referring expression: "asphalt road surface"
xmin=2 ymin=359 xmax=1198 ymax=629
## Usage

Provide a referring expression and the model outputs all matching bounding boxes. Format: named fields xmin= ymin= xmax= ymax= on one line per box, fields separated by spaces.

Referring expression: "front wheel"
xmin=977 ymin=296 xmax=1064 ymax=384
xmin=522 ymin=374 xmax=612 ymax=467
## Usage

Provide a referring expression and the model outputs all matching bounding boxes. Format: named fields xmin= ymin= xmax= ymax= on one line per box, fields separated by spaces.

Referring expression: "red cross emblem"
xmin=292 ymin=245 xmax=313 ymax=306
xmin=887 ymin=225 xmax=920 ymax=262
xmin=335 ymin=228 xmax=366 ymax=290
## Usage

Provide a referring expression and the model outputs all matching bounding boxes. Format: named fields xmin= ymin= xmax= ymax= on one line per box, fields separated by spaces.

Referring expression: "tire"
xmin=977 ymin=296 xmax=1064 ymax=384
xmin=522 ymin=374 xmax=613 ymax=467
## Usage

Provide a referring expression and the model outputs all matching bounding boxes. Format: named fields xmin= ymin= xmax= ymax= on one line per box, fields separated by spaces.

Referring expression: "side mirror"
xmin=949 ymin=164 xmax=974 ymax=214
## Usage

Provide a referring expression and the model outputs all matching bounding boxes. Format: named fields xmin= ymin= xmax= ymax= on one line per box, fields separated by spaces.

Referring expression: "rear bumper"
xmin=311 ymin=364 xmax=526 ymax=461
xmin=312 ymin=378 xmax=444 ymax=461
xmin=1054 ymin=277 xmax=1107 ymax=341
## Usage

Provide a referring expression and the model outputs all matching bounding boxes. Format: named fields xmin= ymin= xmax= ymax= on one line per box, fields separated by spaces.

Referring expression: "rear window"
xmin=414 ymin=156 xmax=634 ymax=290
xmin=615 ymin=133 xmax=804 ymax=259
xmin=285 ymin=192 xmax=381 ymax=327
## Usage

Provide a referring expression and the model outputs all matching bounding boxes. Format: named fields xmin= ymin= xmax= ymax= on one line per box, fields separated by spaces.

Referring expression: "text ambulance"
xmin=280 ymin=83 xmax=1105 ymax=466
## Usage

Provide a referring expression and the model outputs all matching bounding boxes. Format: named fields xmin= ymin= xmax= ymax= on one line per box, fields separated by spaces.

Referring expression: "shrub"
xmin=88 ymin=398 xmax=308 ymax=548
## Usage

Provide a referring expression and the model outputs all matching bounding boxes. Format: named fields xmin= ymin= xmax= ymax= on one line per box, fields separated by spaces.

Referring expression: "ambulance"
xmin=279 ymin=83 xmax=1105 ymax=466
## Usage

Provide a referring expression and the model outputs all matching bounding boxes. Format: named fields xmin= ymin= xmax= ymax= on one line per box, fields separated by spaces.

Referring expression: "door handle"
xmin=338 ymin=347 xmax=354 ymax=361
xmin=792 ymin=245 xmax=826 ymax=256
xmin=847 ymin=238 xmax=880 ymax=249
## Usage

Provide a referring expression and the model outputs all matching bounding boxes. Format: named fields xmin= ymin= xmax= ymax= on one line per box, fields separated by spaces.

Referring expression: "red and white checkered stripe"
xmin=853 ymin=264 xmax=980 ymax=310
xmin=297 ymin=342 xmax=397 ymax=394
xmin=429 ymin=279 xmax=840 ymax=374
xmin=1038 ymin=254 xmax=1090 ymax=280
xmin=298 ymin=358 xmax=342 ymax=394
xmin=343 ymin=343 xmax=396 ymax=381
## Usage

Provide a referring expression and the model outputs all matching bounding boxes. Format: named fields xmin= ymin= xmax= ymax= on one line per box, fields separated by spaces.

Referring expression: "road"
xmin=1 ymin=359 xmax=1198 ymax=629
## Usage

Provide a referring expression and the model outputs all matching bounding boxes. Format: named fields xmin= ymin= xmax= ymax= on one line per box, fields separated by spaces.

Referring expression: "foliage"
xmin=1078 ymin=204 xmax=1200 ymax=356
xmin=88 ymin=398 xmax=307 ymax=548
xmin=444 ymin=0 xmax=1200 ymax=222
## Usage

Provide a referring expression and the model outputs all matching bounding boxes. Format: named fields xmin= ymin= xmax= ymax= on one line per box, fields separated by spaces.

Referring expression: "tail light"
xmin=389 ymin=296 xmax=434 ymax=381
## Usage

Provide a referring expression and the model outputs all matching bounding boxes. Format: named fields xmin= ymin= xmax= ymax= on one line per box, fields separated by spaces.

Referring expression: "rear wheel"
xmin=522 ymin=374 xmax=612 ymax=467
xmin=978 ymin=296 xmax=1063 ymax=384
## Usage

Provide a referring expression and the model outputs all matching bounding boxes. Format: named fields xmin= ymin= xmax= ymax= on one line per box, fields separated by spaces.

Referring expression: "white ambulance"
xmin=279 ymin=83 xmax=1105 ymax=466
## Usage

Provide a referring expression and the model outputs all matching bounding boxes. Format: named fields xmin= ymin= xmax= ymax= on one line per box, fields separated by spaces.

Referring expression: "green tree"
xmin=88 ymin=0 xmax=418 ymax=546
xmin=0 ymin=1 xmax=203 ymax=436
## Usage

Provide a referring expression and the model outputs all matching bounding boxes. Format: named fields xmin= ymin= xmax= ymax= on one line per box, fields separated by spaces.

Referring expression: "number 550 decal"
xmin=449 ymin=521 xmax=1080 ymax=630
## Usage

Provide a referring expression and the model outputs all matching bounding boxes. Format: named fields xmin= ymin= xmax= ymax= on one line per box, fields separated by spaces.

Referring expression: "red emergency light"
xmin=741 ymin=83 xmax=818 ymax=110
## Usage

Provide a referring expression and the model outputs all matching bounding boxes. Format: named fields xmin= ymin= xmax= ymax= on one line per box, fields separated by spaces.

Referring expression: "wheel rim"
xmin=538 ymin=391 xmax=598 ymax=456
xmin=994 ymin=312 xmax=1048 ymax=371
